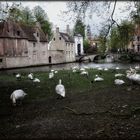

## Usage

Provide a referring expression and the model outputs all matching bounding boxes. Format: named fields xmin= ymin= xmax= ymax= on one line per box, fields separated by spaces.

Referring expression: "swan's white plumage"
xmin=49 ymin=72 xmax=54 ymax=79
xmin=33 ymin=78 xmax=40 ymax=82
xmin=28 ymin=73 xmax=33 ymax=80
xmin=116 ymin=67 xmax=120 ymax=70
xmin=94 ymin=76 xmax=104 ymax=82
xmin=16 ymin=73 xmax=21 ymax=78
xmin=98 ymin=67 xmax=103 ymax=71
xmin=10 ymin=89 xmax=27 ymax=105
xmin=55 ymin=79 xmax=65 ymax=97
xmin=115 ymin=73 xmax=124 ymax=77
xmin=80 ymin=70 xmax=88 ymax=76
xmin=114 ymin=79 xmax=125 ymax=85
xmin=104 ymin=68 xmax=108 ymax=71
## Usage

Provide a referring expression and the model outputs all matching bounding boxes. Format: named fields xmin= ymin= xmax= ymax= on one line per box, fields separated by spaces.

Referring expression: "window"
xmin=17 ymin=31 xmax=20 ymax=36
xmin=59 ymin=37 xmax=61 ymax=40
xmin=54 ymin=38 xmax=55 ymax=41
xmin=33 ymin=42 xmax=36 ymax=47
xmin=24 ymin=51 xmax=28 ymax=54
xmin=137 ymin=36 xmax=140 ymax=41
xmin=138 ymin=45 xmax=140 ymax=52
xmin=0 ymin=59 xmax=2 ymax=62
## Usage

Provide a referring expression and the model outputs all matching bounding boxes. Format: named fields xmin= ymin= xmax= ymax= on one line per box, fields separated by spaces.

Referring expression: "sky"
xmin=1 ymin=1 xmax=135 ymax=36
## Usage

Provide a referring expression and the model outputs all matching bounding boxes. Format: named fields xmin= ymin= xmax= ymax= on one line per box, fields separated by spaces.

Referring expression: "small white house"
xmin=74 ymin=34 xmax=84 ymax=56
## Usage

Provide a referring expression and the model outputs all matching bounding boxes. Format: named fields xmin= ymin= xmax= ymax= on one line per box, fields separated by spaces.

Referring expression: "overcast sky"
xmin=1 ymin=1 xmax=135 ymax=36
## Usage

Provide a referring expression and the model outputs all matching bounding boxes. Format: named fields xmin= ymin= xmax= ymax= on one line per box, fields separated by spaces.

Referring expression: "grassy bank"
xmin=0 ymin=69 xmax=140 ymax=139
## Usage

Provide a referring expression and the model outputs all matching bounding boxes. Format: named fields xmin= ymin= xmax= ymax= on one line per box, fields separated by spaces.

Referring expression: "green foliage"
xmin=98 ymin=34 xmax=107 ymax=53
xmin=33 ymin=6 xmax=53 ymax=41
xmin=33 ymin=6 xmax=47 ymax=24
xmin=73 ymin=19 xmax=85 ymax=38
xmin=20 ymin=7 xmax=35 ymax=25
xmin=130 ymin=2 xmax=140 ymax=24
xmin=108 ymin=20 xmax=134 ymax=52
xmin=83 ymin=39 xmax=90 ymax=53
xmin=1 ymin=3 xmax=52 ymax=40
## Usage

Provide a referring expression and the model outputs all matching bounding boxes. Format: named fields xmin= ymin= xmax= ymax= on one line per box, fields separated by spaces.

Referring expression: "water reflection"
xmin=0 ymin=62 xmax=140 ymax=74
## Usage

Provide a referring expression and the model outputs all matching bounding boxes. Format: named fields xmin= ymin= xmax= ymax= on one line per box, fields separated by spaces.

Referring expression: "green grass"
xmin=0 ymin=68 xmax=133 ymax=104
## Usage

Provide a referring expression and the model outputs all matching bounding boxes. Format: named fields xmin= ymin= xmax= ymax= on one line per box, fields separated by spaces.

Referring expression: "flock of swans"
xmin=10 ymin=64 xmax=140 ymax=106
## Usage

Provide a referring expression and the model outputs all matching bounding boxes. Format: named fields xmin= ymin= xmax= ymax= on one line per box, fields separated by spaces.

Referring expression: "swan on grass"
xmin=98 ymin=67 xmax=103 ymax=71
xmin=94 ymin=75 xmax=104 ymax=82
xmin=115 ymin=67 xmax=120 ymax=70
xmin=126 ymin=68 xmax=140 ymax=84
xmin=33 ymin=78 xmax=40 ymax=83
xmin=80 ymin=70 xmax=88 ymax=76
xmin=104 ymin=68 xmax=108 ymax=71
xmin=135 ymin=65 xmax=140 ymax=70
xmin=54 ymin=70 xmax=58 ymax=74
xmin=10 ymin=89 xmax=27 ymax=106
xmin=55 ymin=79 xmax=65 ymax=99
xmin=115 ymin=73 xmax=124 ymax=77
xmin=114 ymin=79 xmax=125 ymax=85
xmin=28 ymin=73 xmax=33 ymax=80
xmin=49 ymin=72 xmax=54 ymax=79
xmin=16 ymin=73 xmax=21 ymax=80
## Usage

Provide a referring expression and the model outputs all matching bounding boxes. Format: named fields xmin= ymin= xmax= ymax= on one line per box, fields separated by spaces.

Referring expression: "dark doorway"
xmin=138 ymin=45 xmax=140 ymax=52
xmin=77 ymin=44 xmax=81 ymax=55
xmin=48 ymin=56 xmax=52 ymax=63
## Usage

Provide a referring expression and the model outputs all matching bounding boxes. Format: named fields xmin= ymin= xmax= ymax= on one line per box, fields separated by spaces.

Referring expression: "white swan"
xmin=98 ymin=67 xmax=103 ymax=71
xmin=54 ymin=70 xmax=58 ymax=74
xmin=10 ymin=89 xmax=27 ymax=106
xmin=55 ymin=79 xmax=65 ymax=98
xmin=115 ymin=73 xmax=124 ymax=77
xmin=16 ymin=73 xmax=21 ymax=80
xmin=135 ymin=65 xmax=140 ymax=70
xmin=104 ymin=68 xmax=108 ymax=71
xmin=28 ymin=73 xmax=33 ymax=80
xmin=115 ymin=67 xmax=120 ymax=70
xmin=80 ymin=70 xmax=88 ymax=76
xmin=80 ymin=68 xmax=85 ymax=71
xmin=126 ymin=69 xmax=140 ymax=84
xmin=33 ymin=78 xmax=40 ymax=83
xmin=72 ymin=69 xmax=77 ymax=73
xmin=94 ymin=75 xmax=104 ymax=82
xmin=49 ymin=72 xmax=54 ymax=79
xmin=114 ymin=79 xmax=125 ymax=85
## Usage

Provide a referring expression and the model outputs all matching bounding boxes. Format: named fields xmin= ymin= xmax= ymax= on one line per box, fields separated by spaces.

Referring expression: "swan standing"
xmin=28 ymin=73 xmax=33 ymax=80
xmin=16 ymin=73 xmax=21 ymax=80
xmin=55 ymin=79 xmax=65 ymax=99
xmin=10 ymin=89 xmax=27 ymax=106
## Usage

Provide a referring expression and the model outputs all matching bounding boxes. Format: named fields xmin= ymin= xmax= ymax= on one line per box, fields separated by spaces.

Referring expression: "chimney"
xmin=66 ymin=25 xmax=70 ymax=35
xmin=56 ymin=27 xmax=59 ymax=34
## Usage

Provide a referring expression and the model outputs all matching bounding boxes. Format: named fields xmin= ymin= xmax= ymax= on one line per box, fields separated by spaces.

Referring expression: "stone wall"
xmin=48 ymin=50 xmax=65 ymax=64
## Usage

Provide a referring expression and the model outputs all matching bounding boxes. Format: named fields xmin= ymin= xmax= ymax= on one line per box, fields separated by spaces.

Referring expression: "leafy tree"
xmin=33 ymin=6 xmax=52 ymax=41
xmin=108 ymin=20 xmax=134 ymax=52
xmin=20 ymin=7 xmax=34 ymax=25
xmin=73 ymin=19 xmax=85 ymax=38
xmin=33 ymin=6 xmax=47 ymax=24
xmin=83 ymin=39 xmax=90 ymax=53
xmin=130 ymin=2 xmax=140 ymax=24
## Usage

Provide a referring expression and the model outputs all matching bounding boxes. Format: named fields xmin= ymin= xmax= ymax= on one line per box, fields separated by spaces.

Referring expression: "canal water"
xmin=0 ymin=62 xmax=140 ymax=74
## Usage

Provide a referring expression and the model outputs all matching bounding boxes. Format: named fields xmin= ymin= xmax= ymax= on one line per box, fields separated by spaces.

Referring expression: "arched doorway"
xmin=77 ymin=44 xmax=81 ymax=55
xmin=48 ymin=56 xmax=52 ymax=63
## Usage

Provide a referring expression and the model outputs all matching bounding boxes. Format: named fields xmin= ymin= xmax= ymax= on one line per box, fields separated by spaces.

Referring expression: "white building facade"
xmin=74 ymin=34 xmax=84 ymax=56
